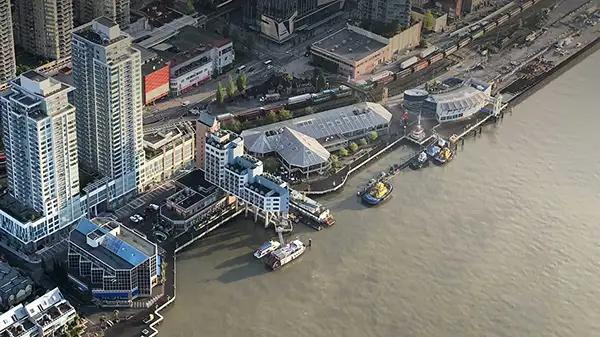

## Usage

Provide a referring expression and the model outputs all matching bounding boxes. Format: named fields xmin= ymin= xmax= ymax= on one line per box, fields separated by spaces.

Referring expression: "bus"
xmin=237 ymin=65 xmax=246 ymax=73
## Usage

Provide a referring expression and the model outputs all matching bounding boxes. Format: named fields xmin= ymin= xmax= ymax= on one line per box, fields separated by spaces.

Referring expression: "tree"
xmin=226 ymin=75 xmax=236 ymax=99
xmin=279 ymin=109 xmax=292 ymax=120
xmin=349 ymin=142 xmax=358 ymax=152
xmin=316 ymin=75 xmax=327 ymax=91
xmin=359 ymin=138 xmax=368 ymax=146
xmin=236 ymin=72 xmax=247 ymax=92
xmin=330 ymin=155 xmax=339 ymax=163
xmin=423 ymin=10 xmax=435 ymax=31
xmin=262 ymin=157 xmax=280 ymax=173
xmin=216 ymin=82 xmax=225 ymax=104
xmin=186 ymin=0 xmax=195 ymax=14
xmin=303 ymin=106 xmax=314 ymax=115
xmin=369 ymin=131 xmax=378 ymax=141
xmin=223 ymin=118 xmax=242 ymax=133
xmin=221 ymin=24 xmax=230 ymax=38
xmin=419 ymin=38 xmax=428 ymax=48
xmin=339 ymin=148 xmax=349 ymax=157
xmin=265 ymin=110 xmax=279 ymax=124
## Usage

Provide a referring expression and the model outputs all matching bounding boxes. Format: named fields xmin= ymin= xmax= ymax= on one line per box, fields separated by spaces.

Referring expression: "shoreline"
xmin=132 ymin=33 xmax=600 ymax=337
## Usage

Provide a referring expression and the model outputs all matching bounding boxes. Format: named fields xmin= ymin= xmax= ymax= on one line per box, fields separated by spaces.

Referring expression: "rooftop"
xmin=0 ymin=192 xmax=43 ymax=223
xmin=0 ymin=262 xmax=34 ymax=302
xmin=69 ymin=218 xmax=157 ymax=270
xmin=312 ymin=27 xmax=387 ymax=62
xmin=241 ymin=102 xmax=392 ymax=164
xmin=73 ymin=18 xmax=127 ymax=47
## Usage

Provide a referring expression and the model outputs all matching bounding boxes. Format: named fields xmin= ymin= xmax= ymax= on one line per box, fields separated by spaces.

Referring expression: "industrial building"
xmin=358 ymin=0 xmax=412 ymax=28
xmin=243 ymin=0 xmax=345 ymax=44
xmin=143 ymin=124 xmax=196 ymax=191
xmin=13 ymin=0 xmax=73 ymax=60
xmin=241 ymin=102 xmax=393 ymax=176
xmin=0 ymin=262 xmax=34 ymax=309
xmin=310 ymin=24 xmax=421 ymax=79
xmin=68 ymin=217 xmax=159 ymax=301
xmin=0 ymin=0 xmax=16 ymax=82
xmin=0 ymin=288 xmax=76 ymax=337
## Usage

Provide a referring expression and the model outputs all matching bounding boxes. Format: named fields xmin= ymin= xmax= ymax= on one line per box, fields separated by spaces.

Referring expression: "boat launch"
xmin=264 ymin=239 xmax=306 ymax=270
xmin=361 ymin=181 xmax=393 ymax=205
xmin=253 ymin=240 xmax=281 ymax=259
xmin=410 ymin=151 xmax=430 ymax=170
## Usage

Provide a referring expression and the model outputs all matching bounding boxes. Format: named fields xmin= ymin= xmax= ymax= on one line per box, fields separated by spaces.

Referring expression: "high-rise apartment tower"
xmin=14 ymin=0 xmax=74 ymax=60
xmin=359 ymin=0 xmax=412 ymax=28
xmin=73 ymin=0 xmax=130 ymax=29
xmin=71 ymin=18 xmax=144 ymax=199
xmin=0 ymin=0 xmax=17 ymax=81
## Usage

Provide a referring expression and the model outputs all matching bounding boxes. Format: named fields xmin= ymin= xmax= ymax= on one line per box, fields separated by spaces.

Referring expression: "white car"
xmin=129 ymin=215 xmax=139 ymax=223
xmin=134 ymin=214 xmax=144 ymax=221
xmin=149 ymin=204 xmax=159 ymax=211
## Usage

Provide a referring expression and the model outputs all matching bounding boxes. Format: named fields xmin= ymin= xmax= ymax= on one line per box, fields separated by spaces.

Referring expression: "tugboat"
xmin=410 ymin=151 xmax=430 ymax=170
xmin=264 ymin=239 xmax=306 ymax=270
xmin=253 ymin=240 xmax=282 ymax=259
xmin=434 ymin=146 xmax=454 ymax=165
xmin=361 ymin=181 xmax=393 ymax=205
xmin=425 ymin=144 xmax=441 ymax=158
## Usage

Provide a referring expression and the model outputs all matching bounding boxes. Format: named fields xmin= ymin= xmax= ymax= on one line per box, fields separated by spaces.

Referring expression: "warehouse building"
xmin=241 ymin=102 xmax=392 ymax=176
xmin=310 ymin=23 xmax=421 ymax=79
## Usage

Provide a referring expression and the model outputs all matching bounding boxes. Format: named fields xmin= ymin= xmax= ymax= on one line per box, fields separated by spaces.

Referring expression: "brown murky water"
xmin=160 ymin=51 xmax=600 ymax=337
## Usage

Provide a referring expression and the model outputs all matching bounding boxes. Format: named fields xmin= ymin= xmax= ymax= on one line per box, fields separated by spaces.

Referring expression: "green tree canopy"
xmin=339 ymin=148 xmax=349 ymax=156
xmin=216 ymin=81 xmax=225 ymax=104
xmin=226 ymin=74 xmax=236 ymax=98
xmin=279 ymin=109 xmax=293 ymax=120
xmin=330 ymin=155 xmax=339 ymax=163
xmin=303 ymin=106 xmax=314 ymax=115
xmin=223 ymin=118 xmax=242 ymax=133
xmin=265 ymin=110 xmax=279 ymax=124
xmin=359 ymin=138 xmax=368 ymax=146
xmin=369 ymin=131 xmax=378 ymax=141
xmin=236 ymin=71 xmax=247 ymax=92
xmin=419 ymin=38 xmax=428 ymax=48
xmin=349 ymin=142 xmax=358 ymax=152
xmin=186 ymin=0 xmax=195 ymax=14
xmin=423 ymin=10 xmax=435 ymax=31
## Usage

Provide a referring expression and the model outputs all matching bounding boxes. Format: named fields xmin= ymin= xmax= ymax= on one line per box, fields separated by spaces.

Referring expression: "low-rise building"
xmin=0 ymin=262 xmax=34 ymax=309
xmin=143 ymin=124 xmax=195 ymax=191
xmin=419 ymin=78 xmax=494 ymax=122
xmin=310 ymin=23 xmax=421 ymax=79
xmin=0 ymin=288 xmax=76 ymax=337
xmin=139 ymin=46 xmax=171 ymax=105
xmin=241 ymin=102 xmax=392 ymax=176
xmin=67 ymin=218 xmax=160 ymax=301
xmin=411 ymin=9 xmax=448 ymax=33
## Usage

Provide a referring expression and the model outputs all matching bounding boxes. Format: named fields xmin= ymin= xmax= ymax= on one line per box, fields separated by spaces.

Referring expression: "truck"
xmin=287 ymin=94 xmax=313 ymax=105
xmin=419 ymin=46 xmax=437 ymax=58
xmin=400 ymin=56 xmax=418 ymax=69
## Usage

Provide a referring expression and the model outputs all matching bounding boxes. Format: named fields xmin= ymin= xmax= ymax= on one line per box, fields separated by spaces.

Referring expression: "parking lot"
xmin=114 ymin=182 xmax=176 ymax=220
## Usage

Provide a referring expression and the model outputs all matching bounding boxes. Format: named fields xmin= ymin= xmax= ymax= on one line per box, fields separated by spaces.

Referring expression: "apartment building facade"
xmin=13 ymin=0 xmax=73 ymax=60
xmin=72 ymin=17 xmax=145 ymax=201
xmin=0 ymin=0 xmax=17 ymax=82
xmin=359 ymin=0 xmax=412 ymax=28
xmin=74 ymin=0 xmax=130 ymax=29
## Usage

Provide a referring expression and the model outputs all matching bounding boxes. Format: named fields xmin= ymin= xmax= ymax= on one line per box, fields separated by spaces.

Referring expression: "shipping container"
xmin=288 ymin=93 xmax=313 ymax=105
xmin=444 ymin=45 xmax=458 ymax=56
xmin=471 ymin=30 xmax=484 ymax=40
xmin=484 ymin=22 xmax=497 ymax=32
xmin=400 ymin=56 xmax=419 ymax=69
xmin=413 ymin=61 xmax=429 ymax=72
xmin=509 ymin=7 xmax=521 ymax=17
xmin=371 ymin=70 xmax=393 ymax=82
xmin=497 ymin=14 xmax=509 ymax=25
xmin=459 ymin=38 xmax=471 ymax=48
xmin=396 ymin=68 xmax=412 ymax=78
xmin=429 ymin=53 xmax=444 ymax=64
xmin=419 ymin=46 xmax=438 ymax=58
xmin=522 ymin=0 xmax=533 ymax=10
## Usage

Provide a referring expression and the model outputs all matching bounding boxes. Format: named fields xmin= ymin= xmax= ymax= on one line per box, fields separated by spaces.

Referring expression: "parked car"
xmin=149 ymin=204 xmax=160 ymax=211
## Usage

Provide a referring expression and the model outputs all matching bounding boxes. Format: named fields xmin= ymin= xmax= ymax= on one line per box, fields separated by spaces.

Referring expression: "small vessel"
xmin=264 ymin=239 xmax=306 ymax=269
xmin=253 ymin=240 xmax=282 ymax=259
xmin=410 ymin=151 xmax=430 ymax=170
xmin=425 ymin=144 xmax=441 ymax=158
xmin=434 ymin=147 xmax=454 ymax=165
xmin=409 ymin=113 xmax=426 ymax=141
xmin=361 ymin=181 xmax=393 ymax=205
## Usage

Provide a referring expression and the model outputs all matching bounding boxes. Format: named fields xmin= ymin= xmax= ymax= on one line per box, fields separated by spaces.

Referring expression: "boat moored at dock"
xmin=254 ymin=240 xmax=282 ymax=259
xmin=434 ymin=147 xmax=454 ymax=164
xmin=264 ymin=239 xmax=306 ymax=270
xmin=361 ymin=181 xmax=393 ymax=205
xmin=410 ymin=151 xmax=430 ymax=170
xmin=290 ymin=190 xmax=335 ymax=230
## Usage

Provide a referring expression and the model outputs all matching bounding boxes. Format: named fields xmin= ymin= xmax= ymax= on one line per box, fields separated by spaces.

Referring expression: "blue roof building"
xmin=67 ymin=218 xmax=159 ymax=301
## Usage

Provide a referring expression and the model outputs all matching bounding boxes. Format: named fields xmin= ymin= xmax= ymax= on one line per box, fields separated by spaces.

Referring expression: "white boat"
xmin=264 ymin=239 xmax=306 ymax=269
xmin=253 ymin=240 xmax=281 ymax=259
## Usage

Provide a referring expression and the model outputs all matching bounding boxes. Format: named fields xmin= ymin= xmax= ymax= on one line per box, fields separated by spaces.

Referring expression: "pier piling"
xmin=308 ymin=238 xmax=312 ymax=247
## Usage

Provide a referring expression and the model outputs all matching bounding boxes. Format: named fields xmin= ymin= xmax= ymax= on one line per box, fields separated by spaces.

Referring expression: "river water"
xmin=160 ymin=50 xmax=600 ymax=337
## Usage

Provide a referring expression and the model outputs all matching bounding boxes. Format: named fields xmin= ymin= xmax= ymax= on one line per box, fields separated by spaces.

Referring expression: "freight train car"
xmin=458 ymin=37 xmax=471 ymax=48
xmin=444 ymin=44 xmax=458 ymax=56
xmin=396 ymin=68 xmax=412 ymax=79
xmin=413 ymin=60 xmax=430 ymax=72
xmin=471 ymin=30 xmax=484 ymax=39
xmin=429 ymin=53 xmax=444 ymax=64
xmin=522 ymin=0 xmax=533 ymax=10
xmin=483 ymin=21 xmax=497 ymax=32
xmin=497 ymin=14 xmax=509 ymax=25
xmin=509 ymin=7 xmax=522 ymax=17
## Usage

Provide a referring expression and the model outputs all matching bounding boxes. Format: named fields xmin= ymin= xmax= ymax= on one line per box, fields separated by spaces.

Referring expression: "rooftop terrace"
xmin=0 ymin=192 xmax=43 ymax=223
